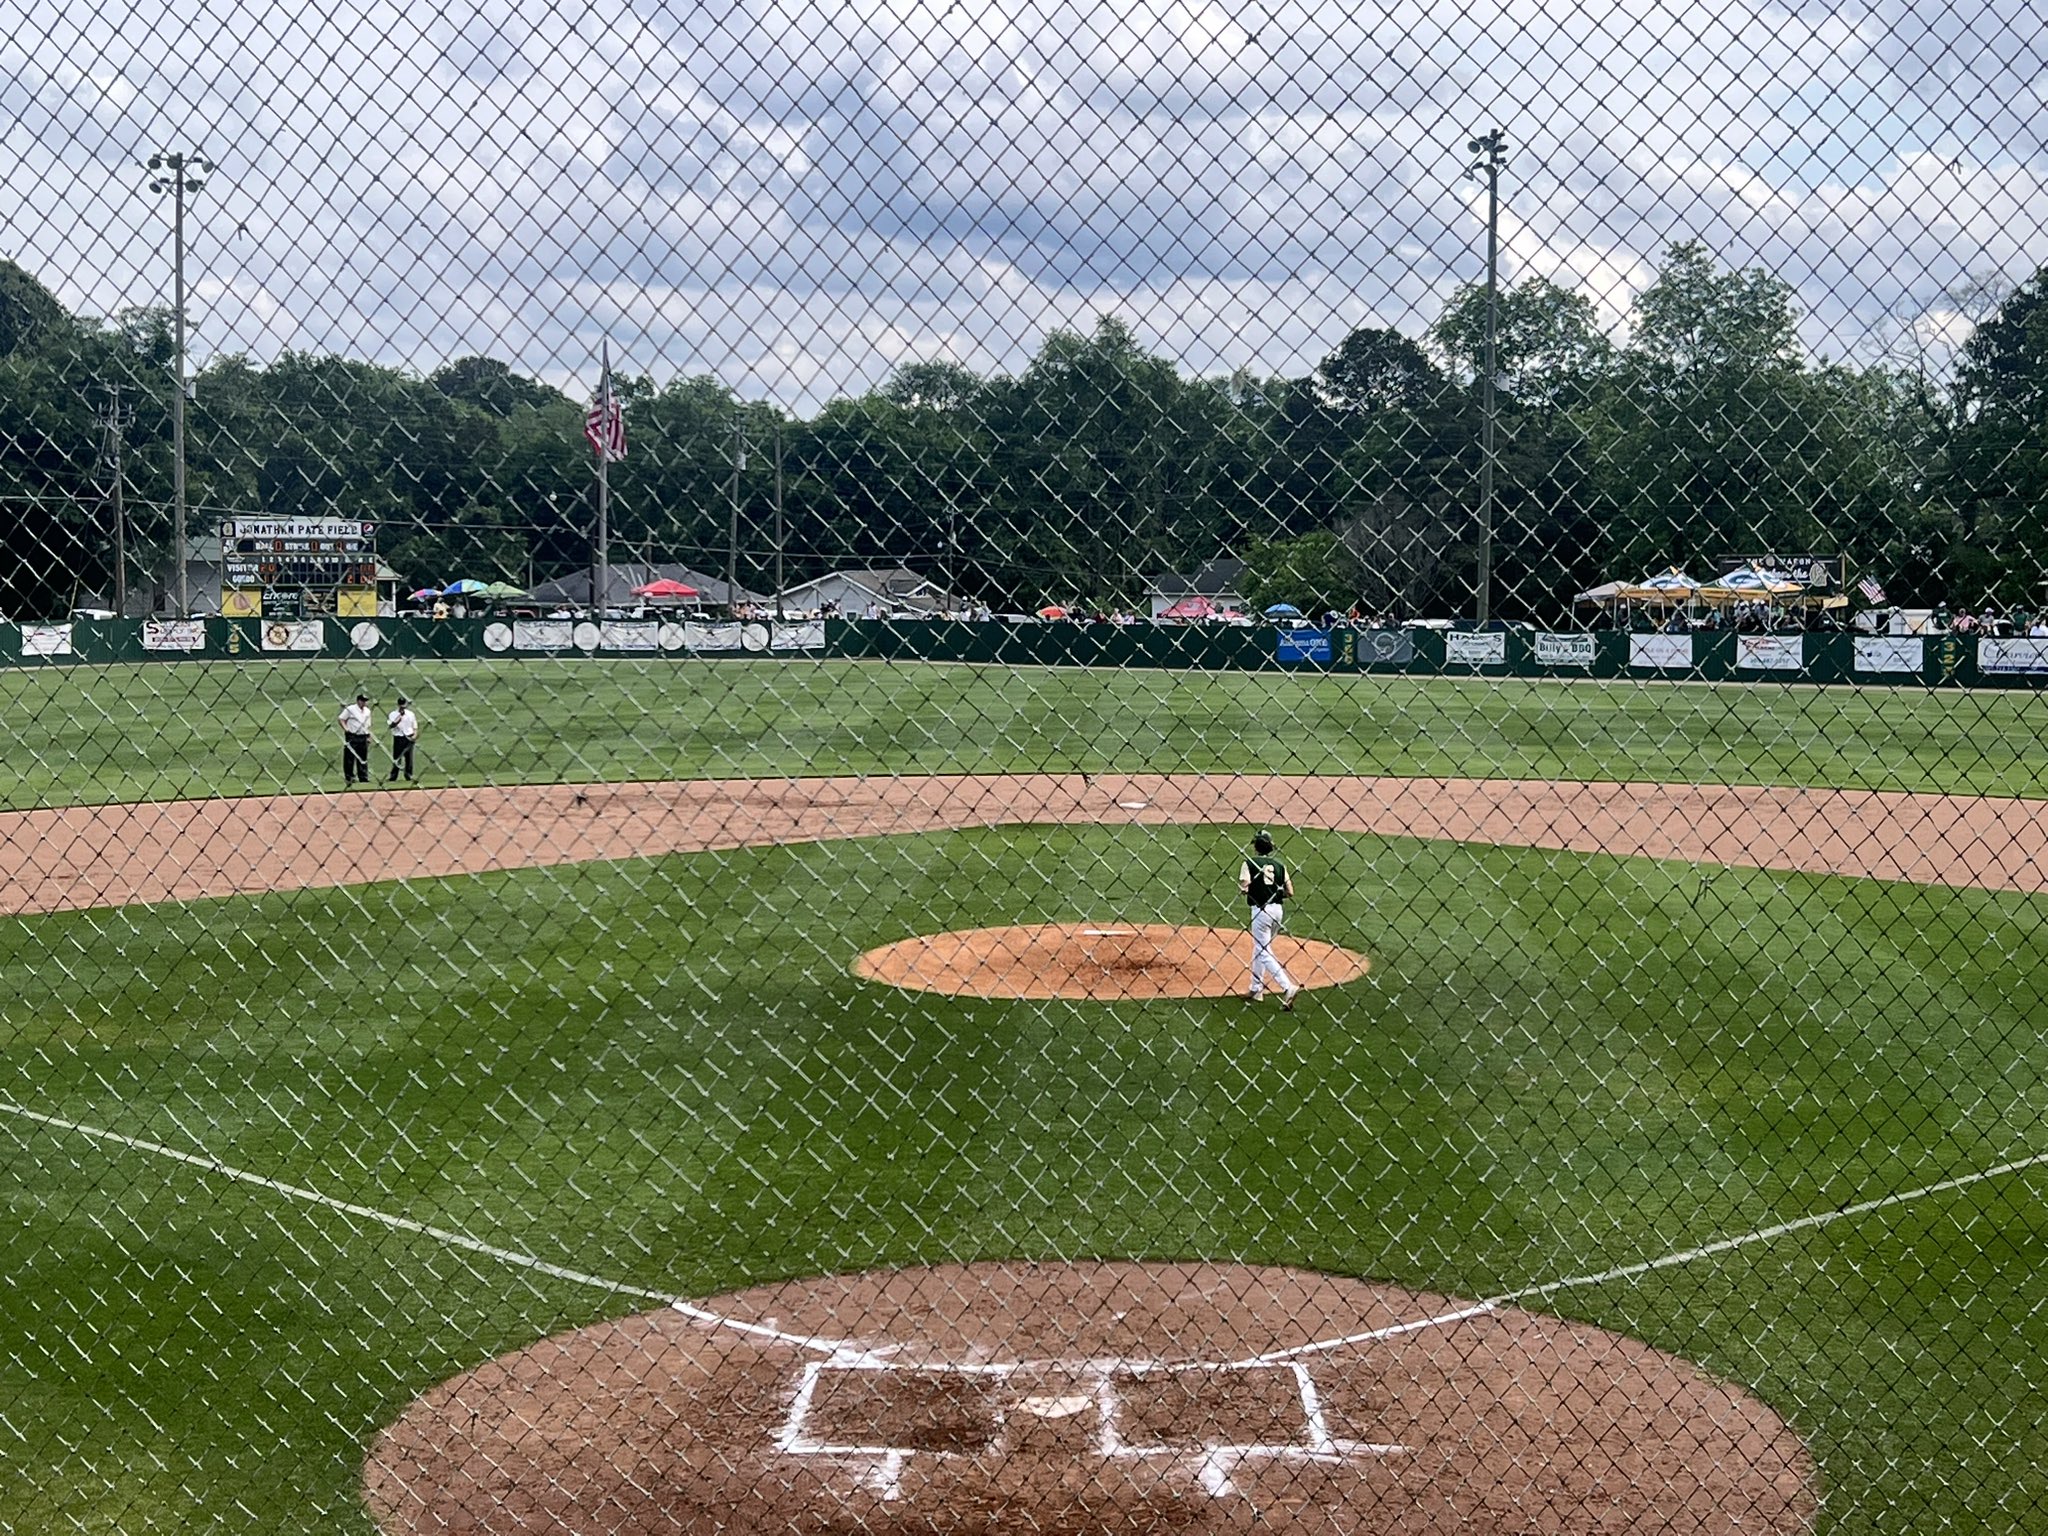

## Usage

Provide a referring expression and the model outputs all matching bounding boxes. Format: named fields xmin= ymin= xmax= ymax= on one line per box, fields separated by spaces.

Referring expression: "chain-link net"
xmin=3 ymin=2 xmax=2047 ymax=1532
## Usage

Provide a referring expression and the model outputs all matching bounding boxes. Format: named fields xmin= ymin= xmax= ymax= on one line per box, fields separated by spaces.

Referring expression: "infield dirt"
xmin=7 ymin=771 xmax=2046 ymax=916
xmin=362 ymin=1261 xmax=1816 ymax=1535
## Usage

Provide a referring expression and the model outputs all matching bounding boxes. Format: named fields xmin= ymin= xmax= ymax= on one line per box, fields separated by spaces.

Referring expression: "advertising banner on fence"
xmin=599 ymin=621 xmax=659 ymax=651
xmin=1533 ymin=632 xmax=1596 ymax=667
xmin=773 ymin=620 xmax=828 ymax=650
xmin=260 ymin=620 xmax=324 ymax=652
xmin=1629 ymin=634 xmax=1693 ymax=669
xmin=1357 ymin=629 xmax=1416 ymax=665
xmin=1276 ymin=629 xmax=1333 ymax=663
xmin=141 ymin=620 xmax=206 ymax=652
xmin=1853 ymin=636 xmax=1923 ymax=673
xmin=21 ymin=623 xmax=71 ymax=657
xmin=685 ymin=622 xmax=744 ymax=651
xmin=1977 ymin=638 xmax=2048 ymax=674
xmin=512 ymin=620 xmax=573 ymax=651
xmin=1445 ymin=631 xmax=1507 ymax=666
xmin=1736 ymin=635 xmax=1805 ymax=671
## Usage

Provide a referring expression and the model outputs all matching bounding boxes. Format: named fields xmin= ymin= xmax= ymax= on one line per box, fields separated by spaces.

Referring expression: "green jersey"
xmin=1244 ymin=858 xmax=1287 ymax=907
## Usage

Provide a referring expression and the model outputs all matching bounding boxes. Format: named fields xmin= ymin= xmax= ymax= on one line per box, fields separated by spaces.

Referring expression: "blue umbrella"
xmin=1264 ymin=602 xmax=1303 ymax=616
xmin=443 ymin=578 xmax=489 ymax=595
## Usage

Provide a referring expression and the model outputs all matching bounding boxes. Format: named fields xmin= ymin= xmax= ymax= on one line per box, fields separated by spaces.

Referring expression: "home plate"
xmin=1119 ymin=800 xmax=1150 ymax=809
xmin=1082 ymin=929 xmax=1136 ymax=937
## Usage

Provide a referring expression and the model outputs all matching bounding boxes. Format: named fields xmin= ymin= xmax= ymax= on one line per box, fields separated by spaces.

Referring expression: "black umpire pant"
xmin=343 ymin=732 xmax=370 ymax=784
xmin=388 ymin=734 xmax=415 ymax=781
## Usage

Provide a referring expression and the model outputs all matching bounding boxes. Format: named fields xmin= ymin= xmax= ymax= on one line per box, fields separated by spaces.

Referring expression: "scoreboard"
xmin=223 ymin=517 xmax=378 ymax=587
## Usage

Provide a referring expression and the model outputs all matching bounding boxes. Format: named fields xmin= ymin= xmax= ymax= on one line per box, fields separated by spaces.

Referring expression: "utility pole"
xmin=728 ymin=411 xmax=743 ymax=617
xmin=94 ymin=387 xmax=134 ymax=616
xmin=146 ymin=151 xmax=211 ymax=618
xmin=773 ymin=420 xmax=785 ymax=620
xmin=1466 ymin=128 xmax=1507 ymax=625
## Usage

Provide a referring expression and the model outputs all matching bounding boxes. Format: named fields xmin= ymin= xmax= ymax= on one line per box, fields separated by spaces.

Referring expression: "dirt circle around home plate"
xmin=853 ymin=922 xmax=1370 ymax=1000
xmin=360 ymin=1260 xmax=1817 ymax=1536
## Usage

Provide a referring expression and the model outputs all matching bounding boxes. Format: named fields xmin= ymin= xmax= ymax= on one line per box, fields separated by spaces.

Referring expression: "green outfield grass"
xmin=3 ymin=821 xmax=2047 ymax=1532
xmin=0 ymin=655 xmax=2041 ymax=809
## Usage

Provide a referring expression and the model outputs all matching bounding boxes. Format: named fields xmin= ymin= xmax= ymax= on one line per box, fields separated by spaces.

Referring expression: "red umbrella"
xmin=632 ymin=578 xmax=701 ymax=598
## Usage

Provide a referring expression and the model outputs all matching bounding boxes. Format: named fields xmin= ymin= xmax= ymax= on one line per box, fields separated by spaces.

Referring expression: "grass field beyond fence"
xmin=0 ymin=657 xmax=2041 ymax=808
xmin=2 ymin=660 xmax=2045 ymax=1533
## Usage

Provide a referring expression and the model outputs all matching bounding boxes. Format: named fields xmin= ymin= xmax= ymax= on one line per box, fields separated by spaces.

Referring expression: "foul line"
xmin=1253 ymin=1144 xmax=2048 ymax=1363
xmin=0 ymin=1098 xmax=672 ymax=1305
xmin=1490 ymin=1142 xmax=2048 ymax=1307
xmin=10 ymin=1097 xmax=2048 ymax=1367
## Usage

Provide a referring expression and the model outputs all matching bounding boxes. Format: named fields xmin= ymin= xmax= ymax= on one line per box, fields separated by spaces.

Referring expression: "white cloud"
xmin=4 ymin=0 xmax=2044 ymax=407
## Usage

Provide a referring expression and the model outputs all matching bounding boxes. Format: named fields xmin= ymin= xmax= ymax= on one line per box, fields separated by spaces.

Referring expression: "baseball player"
xmin=1239 ymin=831 xmax=1300 ymax=1009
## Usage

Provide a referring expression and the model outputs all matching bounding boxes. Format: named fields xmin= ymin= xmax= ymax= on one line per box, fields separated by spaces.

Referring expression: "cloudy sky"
xmin=6 ymin=0 xmax=2045 ymax=408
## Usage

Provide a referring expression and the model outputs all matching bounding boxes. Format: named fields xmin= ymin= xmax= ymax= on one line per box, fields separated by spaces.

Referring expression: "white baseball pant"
xmin=1249 ymin=903 xmax=1296 ymax=997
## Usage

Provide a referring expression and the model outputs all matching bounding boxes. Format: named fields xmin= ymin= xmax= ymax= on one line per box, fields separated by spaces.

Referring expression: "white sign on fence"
xmin=1736 ymin=635 xmax=1805 ymax=670
xmin=1444 ymin=631 xmax=1507 ymax=665
xmin=1628 ymin=634 xmax=1693 ymax=669
xmin=21 ymin=623 xmax=72 ymax=657
xmin=685 ymin=622 xmax=744 ymax=651
xmin=141 ymin=620 xmax=206 ymax=652
xmin=773 ymin=620 xmax=828 ymax=650
xmin=1853 ymin=636 xmax=1923 ymax=673
xmin=599 ymin=622 xmax=660 ymax=651
xmin=260 ymin=620 xmax=324 ymax=652
xmin=512 ymin=620 xmax=574 ymax=651
xmin=1533 ymin=632 xmax=1596 ymax=667
xmin=1978 ymin=638 xmax=2048 ymax=674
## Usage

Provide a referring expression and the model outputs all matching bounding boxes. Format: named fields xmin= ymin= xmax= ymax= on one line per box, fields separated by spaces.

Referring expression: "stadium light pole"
xmin=146 ymin=151 xmax=211 ymax=618
xmin=1466 ymin=129 xmax=1506 ymax=626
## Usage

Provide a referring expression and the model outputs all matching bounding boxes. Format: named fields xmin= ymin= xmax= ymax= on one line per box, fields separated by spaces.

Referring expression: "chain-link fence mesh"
xmin=4 ymin=2 xmax=2047 ymax=1532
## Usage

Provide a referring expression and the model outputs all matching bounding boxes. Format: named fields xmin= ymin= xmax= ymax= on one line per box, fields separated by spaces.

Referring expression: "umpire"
xmin=338 ymin=691 xmax=373 ymax=786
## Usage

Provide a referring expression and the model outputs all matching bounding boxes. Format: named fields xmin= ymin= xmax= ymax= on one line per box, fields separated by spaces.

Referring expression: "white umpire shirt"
xmin=340 ymin=702 xmax=372 ymax=735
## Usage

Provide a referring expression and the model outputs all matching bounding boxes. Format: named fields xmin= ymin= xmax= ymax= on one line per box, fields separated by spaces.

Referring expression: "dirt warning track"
xmin=2 ymin=773 xmax=2044 ymax=917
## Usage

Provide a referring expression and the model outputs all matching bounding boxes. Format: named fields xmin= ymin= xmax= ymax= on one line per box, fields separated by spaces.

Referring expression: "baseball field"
xmin=3 ymin=657 xmax=2046 ymax=1532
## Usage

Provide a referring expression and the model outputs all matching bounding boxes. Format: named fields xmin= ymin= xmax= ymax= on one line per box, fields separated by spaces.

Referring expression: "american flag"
xmin=584 ymin=351 xmax=626 ymax=462
xmin=1857 ymin=575 xmax=1886 ymax=604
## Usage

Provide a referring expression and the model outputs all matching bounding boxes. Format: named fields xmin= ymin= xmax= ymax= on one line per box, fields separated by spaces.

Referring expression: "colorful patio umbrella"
xmin=442 ymin=578 xmax=489 ymax=595
xmin=632 ymin=578 xmax=701 ymax=598
xmin=408 ymin=587 xmax=442 ymax=600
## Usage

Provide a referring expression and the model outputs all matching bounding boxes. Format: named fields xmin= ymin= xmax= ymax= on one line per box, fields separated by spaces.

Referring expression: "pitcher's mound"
xmin=854 ymin=922 xmax=1369 ymax=999
xmin=362 ymin=1261 xmax=1816 ymax=1536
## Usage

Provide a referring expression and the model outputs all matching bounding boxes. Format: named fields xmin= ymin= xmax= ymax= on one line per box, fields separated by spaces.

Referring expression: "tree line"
xmin=1 ymin=244 xmax=2043 ymax=620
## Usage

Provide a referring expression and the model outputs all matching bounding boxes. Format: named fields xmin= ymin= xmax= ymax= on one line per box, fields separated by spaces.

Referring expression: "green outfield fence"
xmin=10 ymin=0 xmax=2048 ymax=1532
xmin=3 ymin=616 xmax=2025 ymax=689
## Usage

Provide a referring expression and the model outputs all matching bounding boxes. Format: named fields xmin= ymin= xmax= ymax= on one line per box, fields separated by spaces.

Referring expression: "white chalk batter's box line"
xmin=777 ymin=1357 xmax=1409 ymax=1500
